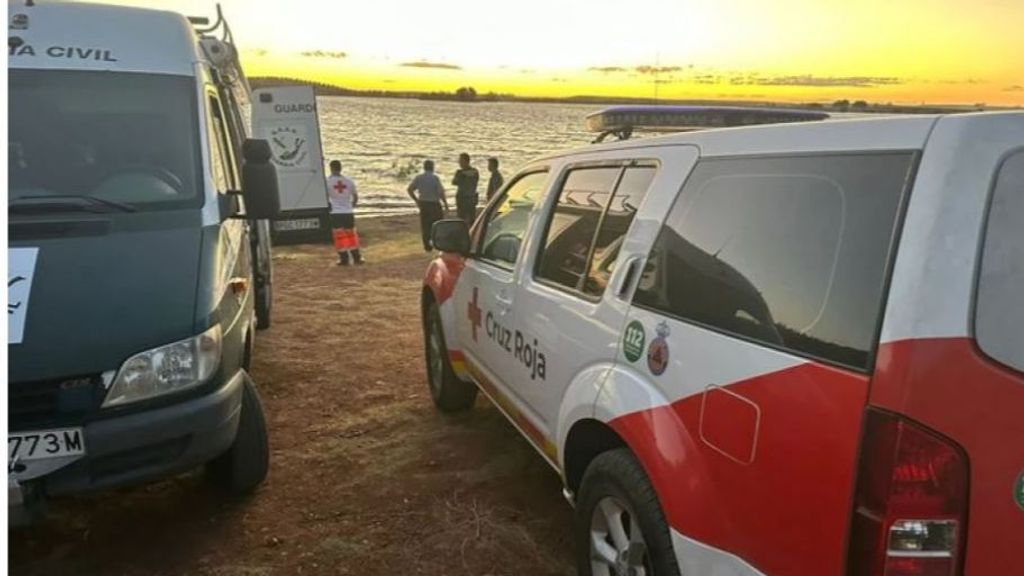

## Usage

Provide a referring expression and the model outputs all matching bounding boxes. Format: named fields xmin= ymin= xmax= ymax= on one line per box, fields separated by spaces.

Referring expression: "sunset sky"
xmin=108 ymin=0 xmax=1022 ymax=105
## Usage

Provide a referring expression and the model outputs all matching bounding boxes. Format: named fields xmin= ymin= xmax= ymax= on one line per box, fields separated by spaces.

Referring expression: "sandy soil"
xmin=10 ymin=215 xmax=576 ymax=576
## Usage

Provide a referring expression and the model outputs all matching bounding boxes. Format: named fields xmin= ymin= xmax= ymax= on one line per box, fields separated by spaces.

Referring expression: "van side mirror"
xmin=241 ymin=139 xmax=281 ymax=219
xmin=431 ymin=219 xmax=471 ymax=255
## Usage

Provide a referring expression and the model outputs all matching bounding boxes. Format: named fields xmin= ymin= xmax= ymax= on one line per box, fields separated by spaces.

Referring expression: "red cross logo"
xmin=467 ymin=286 xmax=482 ymax=342
xmin=333 ymin=179 xmax=347 ymax=194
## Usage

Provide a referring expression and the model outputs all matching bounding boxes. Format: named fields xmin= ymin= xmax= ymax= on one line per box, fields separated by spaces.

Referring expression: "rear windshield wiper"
xmin=10 ymin=194 xmax=138 ymax=214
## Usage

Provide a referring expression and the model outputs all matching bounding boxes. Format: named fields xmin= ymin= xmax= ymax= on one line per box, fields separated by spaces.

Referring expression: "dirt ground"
xmin=10 ymin=215 xmax=576 ymax=576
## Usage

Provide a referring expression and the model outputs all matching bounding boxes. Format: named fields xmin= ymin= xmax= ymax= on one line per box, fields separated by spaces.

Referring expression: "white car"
xmin=421 ymin=107 xmax=1024 ymax=576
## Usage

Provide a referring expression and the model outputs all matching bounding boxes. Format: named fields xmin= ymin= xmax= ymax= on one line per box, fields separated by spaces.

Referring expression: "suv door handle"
xmin=617 ymin=256 xmax=642 ymax=299
xmin=495 ymin=290 xmax=513 ymax=314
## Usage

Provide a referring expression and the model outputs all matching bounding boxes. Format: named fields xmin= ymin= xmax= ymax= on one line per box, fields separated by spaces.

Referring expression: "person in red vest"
xmin=326 ymin=160 xmax=364 ymax=265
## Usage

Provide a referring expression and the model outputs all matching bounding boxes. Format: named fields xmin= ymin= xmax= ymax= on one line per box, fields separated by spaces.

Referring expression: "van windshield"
xmin=8 ymin=70 xmax=202 ymax=211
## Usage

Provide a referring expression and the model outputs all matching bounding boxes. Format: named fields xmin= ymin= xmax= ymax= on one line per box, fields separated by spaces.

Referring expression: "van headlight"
xmin=103 ymin=325 xmax=222 ymax=408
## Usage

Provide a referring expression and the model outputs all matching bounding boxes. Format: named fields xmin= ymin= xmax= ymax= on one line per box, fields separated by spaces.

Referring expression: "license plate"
xmin=274 ymin=218 xmax=320 ymax=232
xmin=8 ymin=428 xmax=85 ymax=463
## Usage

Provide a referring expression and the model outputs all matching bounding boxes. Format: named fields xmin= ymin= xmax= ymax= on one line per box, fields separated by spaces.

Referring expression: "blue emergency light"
xmin=586 ymin=105 xmax=830 ymax=142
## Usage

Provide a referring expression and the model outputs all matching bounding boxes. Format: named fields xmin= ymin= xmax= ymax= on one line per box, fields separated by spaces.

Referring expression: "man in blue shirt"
xmin=407 ymin=159 xmax=449 ymax=251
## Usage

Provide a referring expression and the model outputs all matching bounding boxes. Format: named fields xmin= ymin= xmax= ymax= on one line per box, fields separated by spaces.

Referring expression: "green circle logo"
xmin=1015 ymin=472 xmax=1024 ymax=512
xmin=623 ymin=321 xmax=646 ymax=363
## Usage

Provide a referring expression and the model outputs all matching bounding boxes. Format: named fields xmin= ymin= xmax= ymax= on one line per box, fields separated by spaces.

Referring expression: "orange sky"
xmin=110 ymin=0 xmax=1023 ymax=105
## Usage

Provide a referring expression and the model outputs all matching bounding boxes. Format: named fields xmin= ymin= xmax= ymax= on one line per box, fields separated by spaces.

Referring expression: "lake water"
xmin=316 ymin=96 xmax=601 ymax=215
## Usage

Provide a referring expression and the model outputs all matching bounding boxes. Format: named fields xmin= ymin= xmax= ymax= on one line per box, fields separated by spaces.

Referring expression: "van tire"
xmin=575 ymin=449 xmax=680 ymax=576
xmin=424 ymin=302 xmax=477 ymax=412
xmin=206 ymin=378 xmax=269 ymax=495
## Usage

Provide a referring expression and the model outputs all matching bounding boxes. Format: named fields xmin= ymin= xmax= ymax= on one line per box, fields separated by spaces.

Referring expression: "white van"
xmin=8 ymin=1 xmax=280 ymax=523
xmin=422 ymin=107 xmax=1024 ymax=575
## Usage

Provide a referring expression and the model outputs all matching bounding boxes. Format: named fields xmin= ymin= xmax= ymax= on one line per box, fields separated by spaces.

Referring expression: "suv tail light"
xmin=847 ymin=409 xmax=968 ymax=576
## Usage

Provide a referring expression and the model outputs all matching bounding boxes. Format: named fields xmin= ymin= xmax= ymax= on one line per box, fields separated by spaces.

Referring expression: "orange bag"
xmin=332 ymin=228 xmax=360 ymax=251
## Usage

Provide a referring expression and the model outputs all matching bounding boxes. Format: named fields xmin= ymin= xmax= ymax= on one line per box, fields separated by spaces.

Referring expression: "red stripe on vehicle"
xmin=609 ymin=362 xmax=869 ymax=575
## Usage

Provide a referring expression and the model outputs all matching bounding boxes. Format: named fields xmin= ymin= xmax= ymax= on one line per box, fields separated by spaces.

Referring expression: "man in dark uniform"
xmin=452 ymin=152 xmax=480 ymax=223
xmin=486 ymin=157 xmax=504 ymax=201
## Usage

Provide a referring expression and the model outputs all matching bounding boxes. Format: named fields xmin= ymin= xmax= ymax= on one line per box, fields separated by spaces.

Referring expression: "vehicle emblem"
xmin=467 ymin=287 xmax=482 ymax=342
xmin=267 ymin=125 xmax=308 ymax=168
xmin=622 ymin=320 xmax=645 ymax=363
xmin=647 ymin=321 xmax=671 ymax=376
xmin=10 ymin=13 xmax=29 ymax=30
xmin=1015 ymin=471 xmax=1024 ymax=512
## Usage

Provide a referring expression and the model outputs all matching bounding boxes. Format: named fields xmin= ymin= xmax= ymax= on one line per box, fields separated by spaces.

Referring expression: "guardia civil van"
xmin=422 ymin=106 xmax=1024 ymax=575
xmin=8 ymin=1 xmax=280 ymax=523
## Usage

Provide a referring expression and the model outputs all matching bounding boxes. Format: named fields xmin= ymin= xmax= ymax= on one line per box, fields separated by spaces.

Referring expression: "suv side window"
xmin=584 ymin=166 xmax=655 ymax=296
xmin=634 ymin=153 xmax=915 ymax=370
xmin=476 ymin=170 xmax=549 ymax=268
xmin=976 ymin=150 xmax=1024 ymax=373
xmin=537 ymin=166 xmax=621 ymax=290
xmin=535 ymin=164 xmax=657 ymax=296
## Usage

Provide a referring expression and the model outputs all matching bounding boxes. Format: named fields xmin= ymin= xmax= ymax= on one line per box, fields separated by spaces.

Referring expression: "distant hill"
xmin=247 ymin=76 xmax=989 ymax=114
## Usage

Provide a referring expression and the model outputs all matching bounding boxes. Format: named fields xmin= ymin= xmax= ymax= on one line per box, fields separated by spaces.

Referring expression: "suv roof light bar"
xmin=586 ymin=105 xmax=831 ymax=143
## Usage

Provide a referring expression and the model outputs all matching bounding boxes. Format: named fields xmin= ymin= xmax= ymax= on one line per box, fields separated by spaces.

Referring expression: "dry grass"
xmin=10 ymin=215 xmax=575 ymax=576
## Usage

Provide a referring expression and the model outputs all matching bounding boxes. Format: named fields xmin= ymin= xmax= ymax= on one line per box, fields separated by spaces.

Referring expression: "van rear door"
xmin=251 ymin=86 xmax=328 ymax=242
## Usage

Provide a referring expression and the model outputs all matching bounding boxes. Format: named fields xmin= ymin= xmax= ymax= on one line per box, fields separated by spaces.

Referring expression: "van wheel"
xmin=575 ymin=449 xmax=680 ymax=576
xmin=206 ymin=378 xmax=269 ymax=495
xmin=424 ymin=302 xmax=476 ymax=412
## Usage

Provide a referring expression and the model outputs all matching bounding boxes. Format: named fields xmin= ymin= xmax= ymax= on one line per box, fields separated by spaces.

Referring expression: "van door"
xmin=613 ymin=152 xmax=918 ymax=575
xmin=454 ymin=170 xmax=549 ymax=401
xmin=251 ymin=86 xmax=328 ymax=242
xmin=205 ymin=90 xmax=252 ymax=368
xmin=511 ymin=147 xmax=696 ymax=438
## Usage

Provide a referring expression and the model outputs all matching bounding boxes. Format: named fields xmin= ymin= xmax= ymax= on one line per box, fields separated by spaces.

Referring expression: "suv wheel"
xmin=206 ymin=378 xmax=269 ymax=494
xmin=424 ymin=301 xmax=477 ymax=412
xmin=575 ymin=449 xmax=680 ymax=576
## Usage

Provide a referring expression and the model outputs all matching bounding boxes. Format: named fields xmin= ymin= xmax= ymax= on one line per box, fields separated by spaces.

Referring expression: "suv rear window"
xmin=976 ymin=150 xmax=1024 ymax=373
xmin=634 ymin=153 xmax=915 ymax=370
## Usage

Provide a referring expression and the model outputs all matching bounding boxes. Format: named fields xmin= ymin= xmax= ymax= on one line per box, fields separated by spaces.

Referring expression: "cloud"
xmin=588 ymin=65 xmax=683 ymax=75
xmin=1003 ymin=85 xmax=1024 ymax=92
xmin=731 ymin=74 xmax=903 ymax=87
xmin=635 ymin=65 xmax=683 ymax=75
xmin=400 ymin=60 xmax=462 ymax=70
xmin=300 ymin=50 xmax=347 ymax=59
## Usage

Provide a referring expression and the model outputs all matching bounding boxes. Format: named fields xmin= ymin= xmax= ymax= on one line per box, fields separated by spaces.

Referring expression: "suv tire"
xmin=575 ymin=449 xmax=680 ymax=576
xmin=424 ymin=301 xmax=477 ymax=412
xmin=206 ymin=378 xmax=270 ymax=494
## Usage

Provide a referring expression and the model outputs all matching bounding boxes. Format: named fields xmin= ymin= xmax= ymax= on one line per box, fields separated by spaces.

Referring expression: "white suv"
xmin=421 ymin=109 xmax=1024 ymax=576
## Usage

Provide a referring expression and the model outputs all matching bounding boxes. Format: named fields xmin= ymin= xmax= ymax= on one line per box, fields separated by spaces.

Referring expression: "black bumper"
xmin=36 ymin=369 xmax=248 ymax=497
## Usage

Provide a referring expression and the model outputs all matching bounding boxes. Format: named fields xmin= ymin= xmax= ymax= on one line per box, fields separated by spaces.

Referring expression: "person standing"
xmin=486 ymin=156 xmax=504 ymax=201
xmin=326 ymin=160 xmax=364 ymax=266
xmin=452 ymin=152 xmax=480 ymax=223
xmin=407 ymin=159 xmax=449 ymax=251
